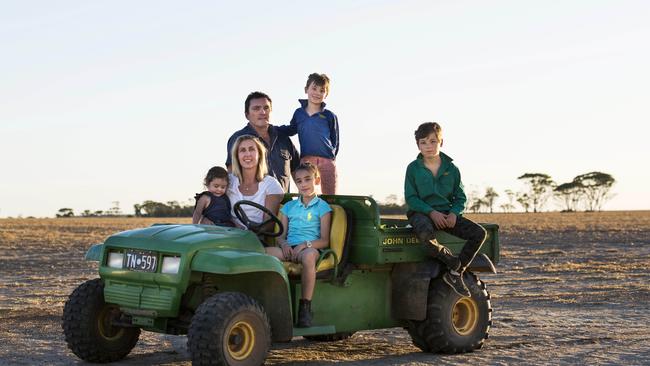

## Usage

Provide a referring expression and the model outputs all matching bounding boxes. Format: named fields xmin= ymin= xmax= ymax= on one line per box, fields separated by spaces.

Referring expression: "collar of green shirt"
xmin=415 ymin=151 xmax=454 ymax=177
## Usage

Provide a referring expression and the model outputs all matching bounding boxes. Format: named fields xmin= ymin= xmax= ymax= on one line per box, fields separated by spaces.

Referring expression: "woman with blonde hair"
xmin=227 ymin=135 xmax=284 ymax=228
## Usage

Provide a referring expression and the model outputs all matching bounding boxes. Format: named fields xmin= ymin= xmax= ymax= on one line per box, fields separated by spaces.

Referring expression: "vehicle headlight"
xmin=107 ymin=251 xmax=124 ymax=269
xmin=161 ymin=256 xmax=181 ymax=274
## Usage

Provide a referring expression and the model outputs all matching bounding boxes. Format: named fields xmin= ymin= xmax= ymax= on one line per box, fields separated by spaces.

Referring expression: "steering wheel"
xmin=233 ymin=200 xmax=284 ymax=237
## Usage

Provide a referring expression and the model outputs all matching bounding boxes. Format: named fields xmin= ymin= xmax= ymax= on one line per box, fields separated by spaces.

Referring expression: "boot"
xmin=297 ymin=299 xmax=313 ymax=328
xmin=430 ymin=242 xmax=461 ymax=272
xmin=443 ymin=270 xmax=471 ymax=297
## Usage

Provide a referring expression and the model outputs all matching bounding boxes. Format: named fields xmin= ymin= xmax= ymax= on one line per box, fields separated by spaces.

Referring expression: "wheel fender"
xmin=191 ymin=249 xmax=289 ymax=280
xmin=85 ymin=243 xmax=103 ymax=262
xmin=391 ymin=260 xmax=443 ymax=321
xmin=190 ymin=250 xmax=293 ymax=341
xmin=467 ymin=253 xmax=497 ymax=273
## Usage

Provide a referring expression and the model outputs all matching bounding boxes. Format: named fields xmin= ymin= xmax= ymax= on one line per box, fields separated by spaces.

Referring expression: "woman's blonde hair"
xmin=230 ymin=135 xmax=268 ymax=182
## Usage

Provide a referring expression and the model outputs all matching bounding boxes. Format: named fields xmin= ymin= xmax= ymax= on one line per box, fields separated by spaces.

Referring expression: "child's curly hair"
xmin=204 ymin=166 xmax=229 ymax=186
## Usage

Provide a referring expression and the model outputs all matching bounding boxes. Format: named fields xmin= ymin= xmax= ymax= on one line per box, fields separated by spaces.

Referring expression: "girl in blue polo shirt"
xmin=266 ymin=162 xmax=332 ymax=327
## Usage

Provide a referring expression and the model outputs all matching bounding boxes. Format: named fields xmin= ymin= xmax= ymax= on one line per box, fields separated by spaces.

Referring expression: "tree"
xmin=483 ymin=187 xmax=499 ymax=213
xmin=554 ymin=181 xmax=584 ymax=212
xmin=464 ymin=187 xmax=481 ymax=213
xmin=137 ymin=200 xmax=193 ymax=217
xmin=385 ymin=194 xmax=399 ymax=205
xmin=499 ymin=203 xmax=516 ymax=213
xmin=56 ymin=208 xmax=74 ymax=217
xmin=377 ymin=194 xmax=406 ymax=215
xmin=517 ymin=173 xmax=555 ymax=213
xmin=468 ymin=198 xmax=486 ymax=213
xmin=106 ymin=201 xmax=122 ymax=216
xmin=504 ymin=189 xmax=515 ymax=206
xmin=133 ymin=204 xmax=142 ymax=217
xmin=516 ymin=192 xmax=531 ymax=213
xmin=573 ymin=172 xmax=615 ymax=211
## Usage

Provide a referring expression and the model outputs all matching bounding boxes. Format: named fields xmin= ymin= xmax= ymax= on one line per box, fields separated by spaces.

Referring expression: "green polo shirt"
xmin=404 ymin=152 xmax=467 ymax=216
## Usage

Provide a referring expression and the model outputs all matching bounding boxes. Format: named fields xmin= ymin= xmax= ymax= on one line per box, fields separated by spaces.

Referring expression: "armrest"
xmin=316 ymin=249 xmax=339 ymax=279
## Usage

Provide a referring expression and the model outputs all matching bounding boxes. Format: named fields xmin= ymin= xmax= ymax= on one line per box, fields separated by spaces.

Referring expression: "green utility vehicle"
xmin=63 ymin=195 xmax=499 ymax=365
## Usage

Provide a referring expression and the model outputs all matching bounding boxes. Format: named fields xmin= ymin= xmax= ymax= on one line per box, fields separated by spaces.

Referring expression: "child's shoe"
xmin=297 ymin=299 xmax=313 ymax=328
xmin=430 ymin=243 xmax=461 ymax=272
xmin=443 ymin=270 xmax=471 ymax=297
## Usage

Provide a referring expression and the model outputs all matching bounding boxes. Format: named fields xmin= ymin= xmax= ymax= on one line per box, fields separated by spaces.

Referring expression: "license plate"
xmin=124 ymin=250 xmax=158 ymax=272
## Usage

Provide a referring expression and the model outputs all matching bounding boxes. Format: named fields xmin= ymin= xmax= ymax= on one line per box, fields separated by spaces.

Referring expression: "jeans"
xmin=408 ymin=211 xmax=487 ymax=271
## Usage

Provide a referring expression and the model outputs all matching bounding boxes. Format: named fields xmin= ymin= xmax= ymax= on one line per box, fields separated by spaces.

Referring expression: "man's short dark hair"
xmin=244 ymin=91 xmax=272 ymax=115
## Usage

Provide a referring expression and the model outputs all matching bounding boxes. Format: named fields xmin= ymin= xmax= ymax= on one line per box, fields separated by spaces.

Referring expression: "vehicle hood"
xmin=103 ymin=224 xmax=264 ymax=254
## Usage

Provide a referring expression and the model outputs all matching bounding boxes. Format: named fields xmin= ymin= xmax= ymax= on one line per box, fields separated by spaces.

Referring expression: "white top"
xmin=227 ymin=173 xmax=284 ymax=226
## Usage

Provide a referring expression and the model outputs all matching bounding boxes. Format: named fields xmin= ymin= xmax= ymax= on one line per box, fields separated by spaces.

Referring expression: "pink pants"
xmin=300 ymin=156 xmax=337 ymax=195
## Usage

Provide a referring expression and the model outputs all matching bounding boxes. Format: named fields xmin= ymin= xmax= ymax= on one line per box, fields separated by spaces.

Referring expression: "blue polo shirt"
xmin=226 ymin=123 xmax=299 ymax=193
xmin=281 ymin=196 xmax=332 ymax=246
xmin=284 ymin=99 xmax=339 ymax=159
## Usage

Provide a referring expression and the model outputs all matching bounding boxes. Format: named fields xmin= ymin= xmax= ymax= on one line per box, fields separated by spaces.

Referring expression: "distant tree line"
xmin=465 ymin=171 xmax=615 ymax=213
xmin=56 ymin=202 xmax=125 ymax=218
xmin=133 ymin=200 xmax=194 ymax=217
xmin=375 ymin=170 xmax=616 ymax=214
xmin=56 ymin=171 xmax=616 ymax=217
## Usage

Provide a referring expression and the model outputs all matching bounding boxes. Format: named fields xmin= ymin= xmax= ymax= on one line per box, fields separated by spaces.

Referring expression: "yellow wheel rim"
xmin=452 ymin=297 xmax=479 ymax=336
xmin=97 ymin=305 xmax=125 ymax=341
xmin=227 ymin=320 xmax=255 ymax=361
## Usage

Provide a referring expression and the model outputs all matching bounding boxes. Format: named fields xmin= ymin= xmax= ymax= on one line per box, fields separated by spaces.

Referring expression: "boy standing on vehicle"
xmin=404 ymin=122 xmax=487 ymax=297
xmin=285 ymin=73 xmax=339 ymax=194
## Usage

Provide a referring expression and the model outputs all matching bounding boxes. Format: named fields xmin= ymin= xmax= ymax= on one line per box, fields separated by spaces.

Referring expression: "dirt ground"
xmin=1 ymin=211 xmax=649 ymax=365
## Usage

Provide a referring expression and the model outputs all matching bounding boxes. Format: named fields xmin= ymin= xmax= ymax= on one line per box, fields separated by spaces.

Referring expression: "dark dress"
xmin=194 ymin=191 xmax=235 ymax=227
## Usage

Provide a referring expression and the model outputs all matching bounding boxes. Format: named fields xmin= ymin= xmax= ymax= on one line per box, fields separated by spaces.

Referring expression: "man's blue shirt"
xmin=226 ymin=123 xmax=299 ymax=192
xmin=285 ymin=99 xmax=339 ymax=159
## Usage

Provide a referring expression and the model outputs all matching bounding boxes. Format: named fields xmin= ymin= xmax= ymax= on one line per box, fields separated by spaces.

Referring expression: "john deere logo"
xmin=307 ymin=212 xmax=313 ymax=221
xmin=382 ymin=237 xmax=419 ymax=245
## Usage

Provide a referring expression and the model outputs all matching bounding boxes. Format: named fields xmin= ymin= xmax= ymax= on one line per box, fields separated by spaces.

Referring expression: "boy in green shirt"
xmin=404 ymin=122 xmax=487 ymax=297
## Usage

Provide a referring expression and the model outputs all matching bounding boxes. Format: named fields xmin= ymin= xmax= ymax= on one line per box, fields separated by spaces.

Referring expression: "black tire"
xmin=188 ymin=292 xmax=271 ymax=366
xmin=408 ymin=272 xmax=492 ymax=354
xmin=62 ymin=278 xmax=140 ymax=362
xmin=304 ymin=332 xmax=355 ymax=342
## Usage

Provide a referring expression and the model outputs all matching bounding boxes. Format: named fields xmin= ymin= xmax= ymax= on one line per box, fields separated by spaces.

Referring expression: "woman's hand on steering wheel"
xmin=233 ymin=200 xmax=284 ymax=237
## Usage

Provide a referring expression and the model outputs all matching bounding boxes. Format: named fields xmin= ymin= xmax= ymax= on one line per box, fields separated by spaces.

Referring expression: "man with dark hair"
xmin=226 ymin=91 xmax=299 ymax=192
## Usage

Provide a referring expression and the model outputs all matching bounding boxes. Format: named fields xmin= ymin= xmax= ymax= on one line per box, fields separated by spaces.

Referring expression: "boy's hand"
xmin=444 ymin=213 xmax=457 ymax=228
xmin=429 ymin=210 xmax=448 ymax=229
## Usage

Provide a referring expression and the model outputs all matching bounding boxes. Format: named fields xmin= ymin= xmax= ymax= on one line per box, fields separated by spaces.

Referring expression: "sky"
xmin=1 ymin=0 xmax=649 ymax=218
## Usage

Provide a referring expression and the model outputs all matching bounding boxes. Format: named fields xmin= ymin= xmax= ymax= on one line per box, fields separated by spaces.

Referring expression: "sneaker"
xmin=443 ymin=271 xmax=471 ymax=297
xmin=297 ymin=299 xmax=313 ymax=328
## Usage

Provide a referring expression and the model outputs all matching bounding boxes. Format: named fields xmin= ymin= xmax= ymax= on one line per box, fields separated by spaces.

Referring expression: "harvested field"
xmin=1 ymin=211 xmax=649 ymax=365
